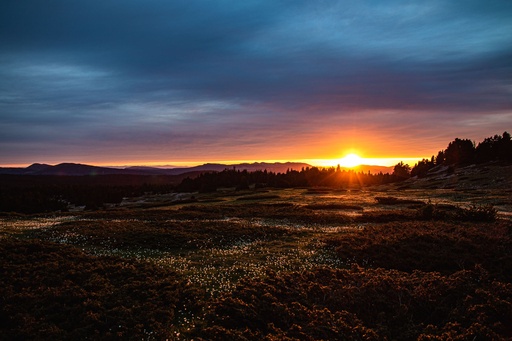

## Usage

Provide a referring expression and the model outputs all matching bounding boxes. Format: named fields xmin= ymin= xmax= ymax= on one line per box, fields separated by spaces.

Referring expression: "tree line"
xmin=176 ymin=167 xmax=403 ymax=193
xmin=403 ymin=131 xmax=511 ymax=178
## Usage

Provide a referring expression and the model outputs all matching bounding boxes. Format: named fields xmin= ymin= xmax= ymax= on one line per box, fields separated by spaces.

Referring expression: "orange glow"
xmin=1 ymin=155 xmax=425 ymax=169
xmin=1 ymin=157 xmax=423 ymax=169
xmin=0 ymin=126 xmax=430 ymax=169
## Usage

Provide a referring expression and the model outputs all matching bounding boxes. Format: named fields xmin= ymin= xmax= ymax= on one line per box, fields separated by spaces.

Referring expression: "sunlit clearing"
xmin=338 ymin=153 xmax=363 ymax=168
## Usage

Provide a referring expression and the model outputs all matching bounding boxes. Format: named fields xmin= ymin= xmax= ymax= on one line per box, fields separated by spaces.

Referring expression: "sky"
xmin=1 ymin=1 xmax=511 ymax=167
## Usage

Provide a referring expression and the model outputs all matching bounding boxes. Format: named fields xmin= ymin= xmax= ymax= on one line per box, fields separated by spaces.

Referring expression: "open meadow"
xmin=1 ymin=184 xmax=512 ymax=340
xmin=3 ymin=1 xmax=512 ymax=338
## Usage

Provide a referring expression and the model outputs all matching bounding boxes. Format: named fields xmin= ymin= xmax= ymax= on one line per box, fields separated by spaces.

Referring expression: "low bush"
xmin=358 ymin=209 xmax=418 ymax=222
xmin=374 ymin=196 xmax=424 ymax=205
xmin=456 ymin=204 xmax=497 ymax=222
xmin=0 ymin=238 xmax=203 ymax=340
xmin=306 ymin=203 xmax=364 ymax=210
xmin=190 ymin=266 xmax=512 ymax=340
xmin=235 ymin=194 xmax=281 ymax=201
xmin=177 ymin=203 xmax=354 ymax=225
xmin=323 ymin=221 xmax=512 ymax=281
xmin=418 ymin=202 xmax=497 ymax=222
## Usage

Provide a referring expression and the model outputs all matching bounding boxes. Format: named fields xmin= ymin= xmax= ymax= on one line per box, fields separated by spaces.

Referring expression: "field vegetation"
xmin=1 ymin=185 xmax=511 ymax=340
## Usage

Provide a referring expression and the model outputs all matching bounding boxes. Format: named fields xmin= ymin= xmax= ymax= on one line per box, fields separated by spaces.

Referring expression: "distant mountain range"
xmin=0 ymin=162 xmax=393 ymax=176
xmin=351 ymin=164 xmax=394 ymax=174
xmin=0 ymin=162 xmax=309 ymax=176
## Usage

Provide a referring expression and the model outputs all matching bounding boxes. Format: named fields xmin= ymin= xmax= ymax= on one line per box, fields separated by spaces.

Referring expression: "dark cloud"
xmin=1 ymin=1 xmax=511 ymax=165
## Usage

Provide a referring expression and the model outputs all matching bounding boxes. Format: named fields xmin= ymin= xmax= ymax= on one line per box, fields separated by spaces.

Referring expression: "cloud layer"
xmin=1 ymin=1 xmax=511 ymax=165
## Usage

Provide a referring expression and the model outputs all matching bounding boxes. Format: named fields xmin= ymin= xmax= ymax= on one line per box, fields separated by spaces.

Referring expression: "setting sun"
xmin=338 ymin=153 xmax=363 ymax=168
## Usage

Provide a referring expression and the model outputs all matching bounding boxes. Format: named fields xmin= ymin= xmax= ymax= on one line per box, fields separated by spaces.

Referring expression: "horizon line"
xmin=1 ymin=157 xmax=424 ymax=169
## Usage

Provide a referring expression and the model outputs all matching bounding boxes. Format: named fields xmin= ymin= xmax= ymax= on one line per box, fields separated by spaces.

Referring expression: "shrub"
xmin=190 ymin=266 xmax=512 ymax=340
xmin=0 ymin=239 xmax=203 ymax=340
xmin=456 ymin=204 xmax=497 ymax=222
xmin=417 ymin=202 xmax=497 ymax=222
xmin=374 ymin=196 xmax=423 ymax=205
xmin=323 ymin=221 xmax=512 ymax=280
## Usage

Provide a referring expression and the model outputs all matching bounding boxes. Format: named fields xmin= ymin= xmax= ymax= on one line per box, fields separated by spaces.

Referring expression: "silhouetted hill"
xmin=0 ymin=161 xmax=393 ymax=177
xmin=167 ymin=162 xmax=312 ymax=175
xmin=0 ymin=163 xmax=138 ymax=176
xmin=0 ymin=163 xmax=52 ymax=175
xmin=0 ymin=162 xmax=313 ymax=176
xmin=124 ymin=166 xmax=171 ymax=175
xmin=25 ymin=163 xmax=53 ymax=173
xmin=38 ymin=163 xmax=132 ymax=176
xmin=397 ymin=161 xmax=512 ymax=190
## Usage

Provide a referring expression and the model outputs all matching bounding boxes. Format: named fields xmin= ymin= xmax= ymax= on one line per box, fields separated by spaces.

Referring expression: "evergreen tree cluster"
xmin=410 ymin=132 xmax=512 ymax=178
xmin=176 ymin=167 xmax=401 ymax=193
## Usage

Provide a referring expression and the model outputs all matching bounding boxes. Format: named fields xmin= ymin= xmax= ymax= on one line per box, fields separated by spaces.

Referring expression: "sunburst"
xmin=338 ymin=153 xmax=363 ymax=168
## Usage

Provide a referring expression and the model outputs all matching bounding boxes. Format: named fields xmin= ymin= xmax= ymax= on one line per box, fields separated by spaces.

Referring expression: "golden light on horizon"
xmin=338 ymin=153 xmax=363 ymax=168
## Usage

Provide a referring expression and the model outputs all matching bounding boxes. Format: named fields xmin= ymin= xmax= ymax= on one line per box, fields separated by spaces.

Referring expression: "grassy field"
xmin=1 ymin=186 xmax=511 ymax=340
